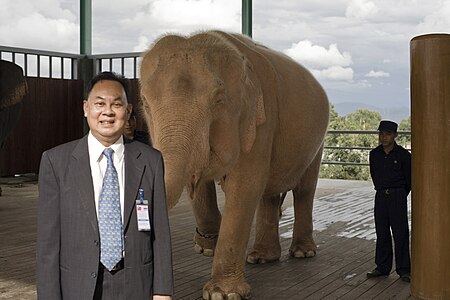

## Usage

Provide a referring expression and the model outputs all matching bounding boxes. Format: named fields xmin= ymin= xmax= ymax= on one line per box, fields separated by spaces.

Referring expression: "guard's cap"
xmin=377 ymin=120 xmax=398 ymax=133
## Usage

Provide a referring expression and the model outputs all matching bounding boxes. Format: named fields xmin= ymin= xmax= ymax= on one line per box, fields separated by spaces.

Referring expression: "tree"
xmin=397 ymin=116 xmax=411 ymax=149
xmin=320 ymin=107 xmax=412 ymax=180
xmin=320 ymin=107 xmax=381 ymax=180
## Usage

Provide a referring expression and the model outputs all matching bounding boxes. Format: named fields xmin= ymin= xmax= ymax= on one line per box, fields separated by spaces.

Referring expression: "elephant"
xmin=140 ymin=31 xmax=329 ymax=299
xmin=0 ymin=60 xmax=27 ymax=146
xmin=0 ymin=60 xmax=27 ymax=196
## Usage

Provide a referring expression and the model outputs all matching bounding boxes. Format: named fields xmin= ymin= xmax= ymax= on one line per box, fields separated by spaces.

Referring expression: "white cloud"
xmin=284 ymin=40 xmax=352 ymax=69
xmin=284 ymin=40 xmax=353 ymax=81
xmin=346 ymin=0 xmax=379 ymax=20
xmin=0 ymin=0 xmax=78 ymax=52
xmin=152 ymin=0 xmax=239 ymax=27
xmin=356 ymin=79 xmax=372 ymax=88
xmin=122 ymin=0 xmax=240 ymax=34
xmin=311 ymin=66 xmax=354 ymax=81
xmin=416 ymin=1 xmax=450 ymax=34
xmin=365 ymin=70 xmax=390 ymax=78
xmin=134 ymin=36 xmax=151 ymax=52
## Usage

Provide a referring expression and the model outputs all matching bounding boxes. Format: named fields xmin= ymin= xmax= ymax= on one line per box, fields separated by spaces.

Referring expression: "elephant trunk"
xmin=153 ymin=119 xmax=209 ymax=209
xmin=164 ymin=162 xmax=187 ymax=209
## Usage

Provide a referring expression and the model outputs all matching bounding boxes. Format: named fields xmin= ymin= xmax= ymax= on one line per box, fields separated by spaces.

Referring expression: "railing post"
xmin=410 ymin=34 xmax=450 ymax=299
xmin=80 ymin=0 xmax=93 ymax=135
xmin=242 ymin=0 xmax=252 ymax=37
xmin=80 ymin=0 xmax=92 ymax=56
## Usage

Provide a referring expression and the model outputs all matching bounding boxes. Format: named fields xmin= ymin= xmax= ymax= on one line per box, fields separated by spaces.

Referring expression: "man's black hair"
xmin=86 ymin=71 xmax=131 ymax=100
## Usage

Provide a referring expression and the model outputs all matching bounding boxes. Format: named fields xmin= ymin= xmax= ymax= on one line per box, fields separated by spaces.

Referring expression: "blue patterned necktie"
xmin=98 ymin=148 xmax=123 ymax=271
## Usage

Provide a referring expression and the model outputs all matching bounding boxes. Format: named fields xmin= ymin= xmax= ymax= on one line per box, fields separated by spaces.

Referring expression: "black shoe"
xmin=400 ymin=273 xmax=411 ymax=283
xmin=366 ymin=269 xmax=388 ymax=278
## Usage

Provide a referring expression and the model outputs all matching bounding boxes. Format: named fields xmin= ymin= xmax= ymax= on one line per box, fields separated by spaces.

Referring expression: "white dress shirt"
xmin=87 ymin=131 xmax=125 ymax=222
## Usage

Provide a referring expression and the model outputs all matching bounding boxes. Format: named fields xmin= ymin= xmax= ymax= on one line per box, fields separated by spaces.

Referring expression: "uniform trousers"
xmin=374 ymin=188 xmax=411 ymax=275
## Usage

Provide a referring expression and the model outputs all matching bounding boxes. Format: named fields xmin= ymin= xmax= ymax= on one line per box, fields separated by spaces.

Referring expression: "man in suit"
xmin=37 ymin=72 xmax=173 ymax=299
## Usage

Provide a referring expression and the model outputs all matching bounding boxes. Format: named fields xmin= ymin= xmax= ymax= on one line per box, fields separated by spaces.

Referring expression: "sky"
xmin=1 ymin=0 xmax=449 ymax=114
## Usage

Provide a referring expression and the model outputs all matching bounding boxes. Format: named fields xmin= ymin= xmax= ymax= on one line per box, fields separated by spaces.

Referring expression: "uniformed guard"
xmin=367 ymin=120 xmax=411 ymax=283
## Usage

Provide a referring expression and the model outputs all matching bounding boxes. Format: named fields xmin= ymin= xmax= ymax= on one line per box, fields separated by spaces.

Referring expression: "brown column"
xmin=410 ymin=34 xmax=450 ymax=299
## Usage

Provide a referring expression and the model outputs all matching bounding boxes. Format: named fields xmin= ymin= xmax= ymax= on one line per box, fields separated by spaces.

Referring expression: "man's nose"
xmin=102 ymin=105 xmax=115 ymax=114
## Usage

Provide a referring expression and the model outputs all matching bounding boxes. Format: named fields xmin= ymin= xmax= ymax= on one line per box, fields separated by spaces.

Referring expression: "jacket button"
xmin=91 ymin=272 xmax=97 ymax=278
xmin=94 ymin=240 xmax=99 ymax=246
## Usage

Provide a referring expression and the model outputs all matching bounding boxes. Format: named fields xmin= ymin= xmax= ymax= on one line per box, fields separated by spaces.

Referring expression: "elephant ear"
xmin=240 ymin=59 xmax=266 ymax=153
xmin=208 ymin=31 xmax=267 ymax=154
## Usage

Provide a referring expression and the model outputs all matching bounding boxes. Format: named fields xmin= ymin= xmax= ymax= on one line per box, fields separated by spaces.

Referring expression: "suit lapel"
xmin=124 ymin=142 xmax=145 ymax=231
xmin=70 ymin=136 xmax=99 ymax=233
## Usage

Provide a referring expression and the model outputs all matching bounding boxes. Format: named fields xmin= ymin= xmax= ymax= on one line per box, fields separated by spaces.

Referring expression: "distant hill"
xmin=333 ymin=102 xmax=410 ymax=123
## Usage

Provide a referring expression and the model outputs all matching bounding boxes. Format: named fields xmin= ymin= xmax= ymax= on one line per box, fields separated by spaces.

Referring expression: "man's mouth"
xmin=100 ymin=120 xmax=115 ymax=125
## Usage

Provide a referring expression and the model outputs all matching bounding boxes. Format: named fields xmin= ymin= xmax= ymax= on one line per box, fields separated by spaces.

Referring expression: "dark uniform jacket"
xmin=369 ymin=142 xmax=411 ymax=195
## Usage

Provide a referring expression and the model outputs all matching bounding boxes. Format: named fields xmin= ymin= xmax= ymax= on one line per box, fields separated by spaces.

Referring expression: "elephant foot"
xmin=289 ymin=240 xmax=316 ymax=258
xmin=194 ymin=228 xmax=218 ymax=257
xmin=202 ymin=277 xmax=251 ymax=300
xmin=246 ymin=246 xmax=281 ymax=264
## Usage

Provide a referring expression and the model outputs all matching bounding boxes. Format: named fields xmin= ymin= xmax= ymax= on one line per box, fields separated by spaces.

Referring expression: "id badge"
xmin=136 ymin=189 xmax=151 ymax=231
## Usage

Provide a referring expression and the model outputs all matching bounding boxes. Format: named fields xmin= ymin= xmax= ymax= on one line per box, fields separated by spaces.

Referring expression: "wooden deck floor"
xmin=0 ymin=176 xmax=413 ymax=300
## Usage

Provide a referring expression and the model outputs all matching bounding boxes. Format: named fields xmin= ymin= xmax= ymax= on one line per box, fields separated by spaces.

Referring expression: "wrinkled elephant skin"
xmin=140 ymin=31 xmax=329 ymax=299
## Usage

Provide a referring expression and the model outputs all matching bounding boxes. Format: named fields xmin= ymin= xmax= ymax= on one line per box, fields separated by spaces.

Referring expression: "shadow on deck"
xmin=0 ymin=177 xmax=412 ymax=299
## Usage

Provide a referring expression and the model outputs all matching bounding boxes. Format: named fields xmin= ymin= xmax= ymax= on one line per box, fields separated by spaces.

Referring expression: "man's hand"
xmin=153 ymin=295 xmax=171 ymax=300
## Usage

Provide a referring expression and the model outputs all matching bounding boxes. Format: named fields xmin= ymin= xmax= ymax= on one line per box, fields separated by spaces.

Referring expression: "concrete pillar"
xmin=410 ymin=34 xmax=450 ymax=299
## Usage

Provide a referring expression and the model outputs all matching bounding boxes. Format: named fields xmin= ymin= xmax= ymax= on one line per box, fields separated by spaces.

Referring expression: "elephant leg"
xmin=202 ymin=170 xmax=265 ymax=300
xmin=246 ymin=194 xmax=283 ymax=264
xmin=289 ymin=147 xmax=323 ymax=258
xmin=189 ymin=180 xmax=222 ymax=257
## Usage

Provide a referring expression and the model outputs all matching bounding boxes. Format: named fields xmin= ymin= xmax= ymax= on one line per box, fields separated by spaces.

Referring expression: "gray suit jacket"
xmin=37 ymin=135 xmax=173 ymax=300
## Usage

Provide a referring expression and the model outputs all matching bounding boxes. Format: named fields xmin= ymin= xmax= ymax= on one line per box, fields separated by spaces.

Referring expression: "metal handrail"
xmin=91 ymin=52 xmax=142 ymax=79
xmin=0 ymin=45 xmax=81 ymax=58
xmin=1 ymin=45 xmax=143 ymax=79
xmin=322 ymin=130 xmax=411 ymax=166
xmin=0 ymin=45 xmax=82 ymax=79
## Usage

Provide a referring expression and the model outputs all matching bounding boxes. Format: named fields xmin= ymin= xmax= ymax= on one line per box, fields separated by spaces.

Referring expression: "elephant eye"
xmin=211 ymin=86 xmax=226 ymax=107
xmin=214 ymin=96 xmax=225 ymax=105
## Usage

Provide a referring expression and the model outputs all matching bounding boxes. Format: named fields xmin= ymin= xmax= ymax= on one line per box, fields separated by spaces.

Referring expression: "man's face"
xmin=124 ymin=115 xmax=137 ymax=138
xmin=83 ymin=80 xmax=132 ymax=146
xmin=378 ymin=130 xmax=397 ymax=148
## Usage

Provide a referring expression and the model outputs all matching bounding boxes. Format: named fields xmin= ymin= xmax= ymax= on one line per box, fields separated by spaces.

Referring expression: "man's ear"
xmin=83 ymin=100 xmax=88 ymax=117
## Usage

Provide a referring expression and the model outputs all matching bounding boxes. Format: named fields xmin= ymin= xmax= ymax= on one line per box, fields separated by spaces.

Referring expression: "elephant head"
xmin=0 ymin=60 xmax=27 ymax=111
xmin=140 ymin=33 xmax=266 ymax=208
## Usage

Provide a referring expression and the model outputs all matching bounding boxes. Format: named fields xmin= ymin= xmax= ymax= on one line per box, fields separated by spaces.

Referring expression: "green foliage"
xmin=320 ymin=105 xmax=411 ymax=180
xmin=396 ymin=116 xmax=411 ymax=149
